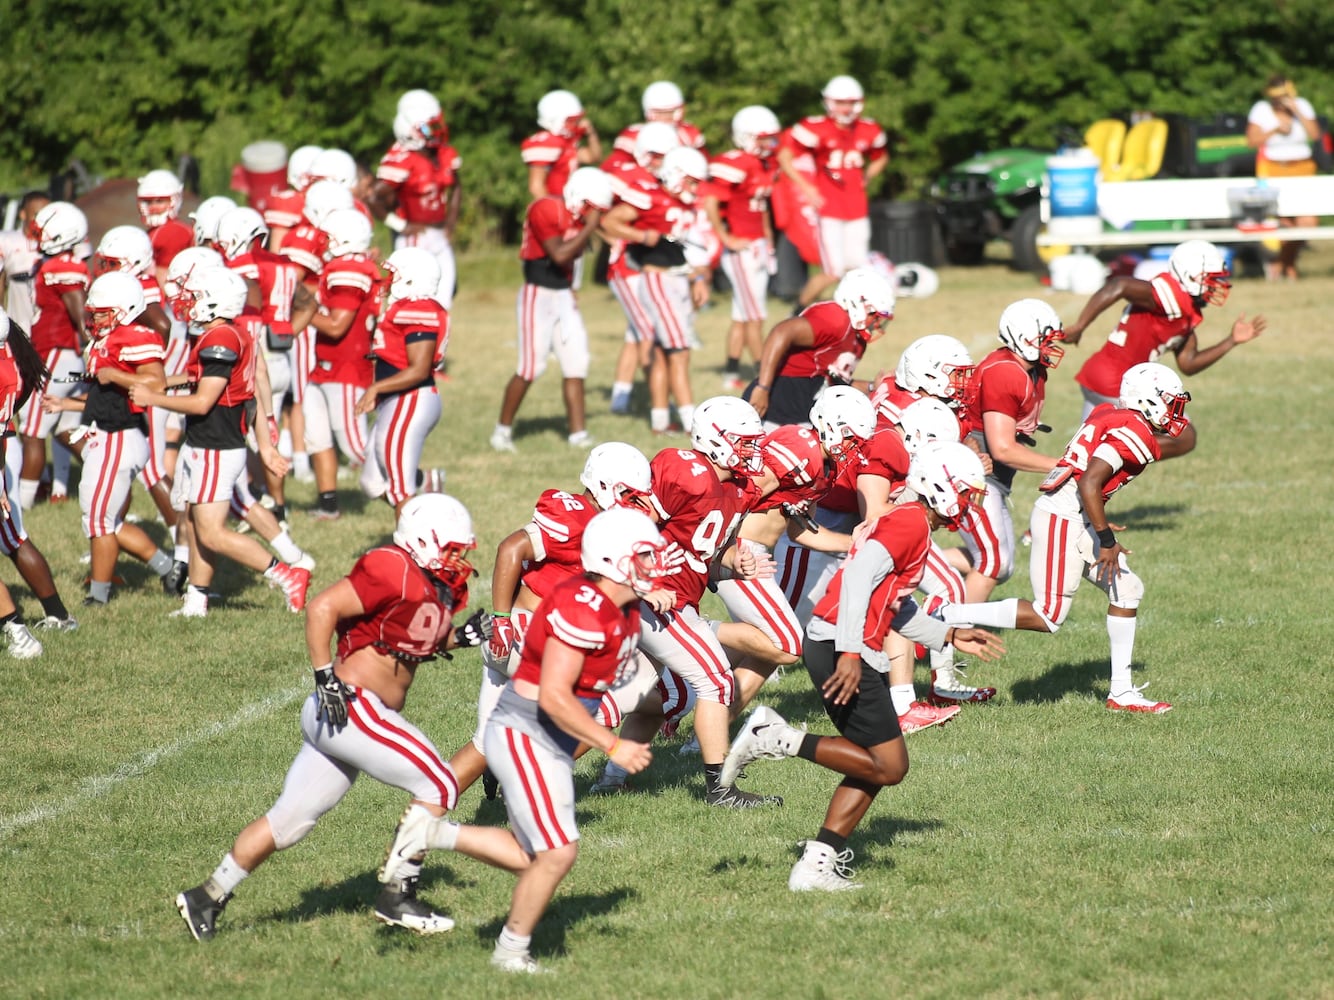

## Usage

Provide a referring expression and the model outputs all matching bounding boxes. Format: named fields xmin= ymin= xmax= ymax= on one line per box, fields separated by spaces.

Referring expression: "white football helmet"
xmin=1119 ymin=361 xmax=1191 ymax=437
xmin=633 ymin=120 xmax=681 ymax=173
xmin=731 ymin=105 xmax=781 ymax=157
xmin=33 ymin=202 xmax=88 ymax=256
xmin=163 ymin=246 xmax=225 ymax=320
xmin=691 ymin=395 xmax=765 ymax=474
xmin=384 ymin=246 xmax=441 ymax=303
xmin=302 ymin=179 xmax=354 ymax=228
xmin=834 ymin=267 xmax=896 ymax=337
xmin=184 ymin=267 xmax=247 ymax=325
xmin=998 ymin=298 xmax=1065 ymax=368
xmin=395 ymin=89 xmax=446 ymax=149
xmin=580 ymin=441 xmax=657 ymax=513
xmin=287 ymin=145 xmax=324 ymax=191
xmin=215 ymin=207 xmax=270 ymax=260
xmin=581 ymin=507 xmax=670 ymax=597
xmin=322 ymin=209 xmax=373 ymax=259
xmin=895 ymin=334 xmax=975 ymax=407
xmin=393 ymin=492 xmax=477 ymax=591
xmin=906 ymin=441 xmax=987 ymax=530
xmin=894 ymin=261 xmax=940 ymax=299
xmin=822 ymin=75 xmax=865 ymax=124
xmin=136 ymin=169 xmax=184 ymax=226
xmin=537 ymin=89 xmax=584 ymax=137
xmin=189 ymin=196 xmax=238 ymax=246
xmin=660 ymin=147 xmax=708 ymax=203
xmin=564 ymin=167 xmax=614 ymax=217
xmin=1168 ymin=239 xmax=1230 ymax=304
xmin=897 ymin=397 xmax=962 ymax=456
xmin=642 ymin=80 xmax=685 ymax=123
xmin=809 ymin=384 xmax=876 ymax=460
xmin=86 ymin=271 xmax=147 ymax=338
xmin=95 ymin=225 xmax=154 ymax=277
xmin=308 ymin=148 xmax=358 ymax=191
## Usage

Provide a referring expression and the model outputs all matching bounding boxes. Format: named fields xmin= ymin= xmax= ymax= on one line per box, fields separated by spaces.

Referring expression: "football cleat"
xmin=898 ymin=701 xmax=961 ymax=734
xmin=677 ymin=732 xmax=701 ymax=756
xmin=292 ymin=553 xmax=317 ymax=572
xmin=788 ymin=843 xmax=863 ymax=892
xmin=481 ymin=768 xmax=501 ymax=801
xmin=2 ymin=621 xmax=43 ymax=659
xmin=162 ymin=560 xmax=189 ymax=595
xmin=32 ymin=615 xmax=79 ymax=633
xmin=489 ymin=428 xmax=516 ymax=453
xmin=171 ymin=590 xmax=209 ymax=618
xmin=705 ymin=783 xmax=783 ymax=809
xmin=1107 ymin=683 xmax=1172 ymax=714
xmin=491 ymin=952 xmax=546 ymax=974
xmin=373 ymin=876 xmax=454 ymax=935
xmin=928 ymin=665 xmax=997 ymax=705
xmin=719 ymin=705 xmax=793 ymax=787
xmin=588 ymin=768 xmax=630 ymax=795
xmin=378 ymin=804 xmax=434 ymax=885
xmin=721 ymin=374 xmax=746 ymax=392
xmin=175 ymin=885 xmax=230 ymax=942
xmin=267 ymin=563 xmax=311 ymax=613
xmin=306 ymin=507 xmax=342 ymax=521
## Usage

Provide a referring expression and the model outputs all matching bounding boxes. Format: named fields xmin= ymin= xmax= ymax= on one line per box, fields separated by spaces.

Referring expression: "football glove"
xmin=454 ymin=608 xmax=493 ymax=648
xmin=487 ymin=615 xmax=515 ymax=661
xmin=313 ymin=666 xmax=353 ymax=727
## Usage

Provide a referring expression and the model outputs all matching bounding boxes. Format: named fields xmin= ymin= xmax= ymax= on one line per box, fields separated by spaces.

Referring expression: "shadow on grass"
xmin=1109 ymin=503 xmax=1188 ymax=532
xmin=1009 ymin=658 xmax=1107 ymax=704
xmin=264 ymin=862 xmax=483 ymax=930
xmin=476 ymin=887 xmax=638 ymax=958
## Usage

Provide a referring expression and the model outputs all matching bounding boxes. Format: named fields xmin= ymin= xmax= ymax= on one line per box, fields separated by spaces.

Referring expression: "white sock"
xmin=426 ymin=817 xmax=461 ymax=851
xmin=890 ymin=684 xmax=917 ymax=716
xmin=929 ymin=645 xmax=955 ymax=673
xmin=292 ymin=452 xmax=311 ymax=477
xmin=677 ymin=404 xmax=695 ymax=433
xmin=270 ymin=529 xmax=304 ymax=564
xmin=944 ymin=597 xmax=1017 ymax=630
xmin=19 ymin=479 xmax=39 ymax=510
xmin=174 ymin=544 xmax=190 ymax=563
xmin=611 ymin=381 xmax=632 ymax=398
xmin=650 ymin=408 xmax=670 ymax=432
xmin=495 ymin=926 xmax=531 ymax=959
xmin=209 ymin=852 xmax=250 ymax=896
xmin=1107 ymin=614 xmax=1137 ymax=693
xmin=277 ymin=429 xmax=293 ymax=459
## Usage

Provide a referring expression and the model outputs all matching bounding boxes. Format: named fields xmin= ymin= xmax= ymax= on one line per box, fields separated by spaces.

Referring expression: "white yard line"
xmin=0 ymin=685 xmax=307 ymax=839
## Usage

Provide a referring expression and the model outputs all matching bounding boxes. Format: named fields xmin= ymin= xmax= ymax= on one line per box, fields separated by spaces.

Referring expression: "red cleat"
xmin=898 ymin=701 xmax=960 ymax=734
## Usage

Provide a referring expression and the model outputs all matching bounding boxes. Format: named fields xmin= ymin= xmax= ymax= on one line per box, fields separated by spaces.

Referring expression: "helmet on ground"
xmin=322 ymin=209 xmax=373 ymax=258
xmin=580 ymin=441 xmax=658 ymax=514
xmin=906 ymin=441 xmax=986 ymax=530
xmin=34 ymin=202 xmax=88 ymax=256
xmin=998 ymin=298 xmax=1065 ymax=368
xmin=184 ymin=267 xmax=248 ymax=325
xmin=895 ymin=334 xmax=975 ymax=407
xmin=164 ymin=246 xmax=225 ymax=319
xmin=384 ymin=246 xmax=441 ymax=303
xmin=537 ymin=90 xmax=584 ymax=137
xmin=136 ymin=169 xmax=184 ymax=226
xmin=834 ymin=267 xmax=895 ymax=337
xmin=308 ymin=148 xmax=358 ymax=191
xmin=189 ymin=196 xmax=239 ymax=246
xmin=287 ymin=145 xmax=324 ymax=191
xmin=95 ymin=225 xmax=154 ymax=277
xmin=691 ymin=395 xmax=764 ymax=474
xmin=660 ymin=146 xmax=708 ymax=203
xmin=897 ymin=397 xmax=962 ymax=456
xmin=633 ymin=120 xmax=681 ymax=172
xmin=642 ymin=80 xmax=685 ymax=122
xmin=809 ymin=384 xmax=875 ymax=460
xmin=215 ymin=207 xmax=270 ymax=260
xmin=1168 ymin=239 xmax=1230 ymax=304
xmin=894 ymin=262 xmax=939 ymax=299
xmin=86 ymin=271 xmax=147 ymax=338
xmin=1119 ymin=362 xmax=1191 ymax=437
xmin=580 ymin=507 xmax=669 ymax=596
xmin=302 ymin=180 xmax=354 ymax=228
xmin=731 ymin=105 xmax=781 ymax=157
xmin=822 ymin=75 xmax=865 ymax=124
xmin=393 ymin=492 xmax=476 ymax=591
xmin=564 ymin=167 xmax=614 ymax=218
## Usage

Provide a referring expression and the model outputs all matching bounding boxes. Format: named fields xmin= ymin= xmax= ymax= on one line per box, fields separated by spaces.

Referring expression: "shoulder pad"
xmin=199 ymin=344 xmax=240 ymax=364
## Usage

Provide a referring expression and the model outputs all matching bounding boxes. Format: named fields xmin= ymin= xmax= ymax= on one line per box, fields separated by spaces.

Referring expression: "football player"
xmin=377 ymin=507 xmax=663 ymax=974
xmin=174 ymin=494 xmax=492 ymax=941
xmin=777 ymin=76 xmax=889 ymax=310
xmin=938 ymin=363 xmax=1196 ymax=714
xmin=605 ymin=80 xmax=709 ymax=172
xmin=721 ymin=443 xmax=1003 ymax=892
xmin=522 ymin=89 xmax=603 ymax=199
xmin=261 ymin=144 xmax=322 ymax=251
xmin=137 ymin=169 xmax=194 ymax=284
xmin=0 ymin=190 xmax=49 ymax=332
xmin=490 ymin=166 xmax=612 ymax=453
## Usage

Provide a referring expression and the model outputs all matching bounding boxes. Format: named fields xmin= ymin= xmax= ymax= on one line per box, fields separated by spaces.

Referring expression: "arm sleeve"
xmin=833 ymin=539 xmax=892 ymax=654
xmin=890 ymin=596 xmax=951 ymax=651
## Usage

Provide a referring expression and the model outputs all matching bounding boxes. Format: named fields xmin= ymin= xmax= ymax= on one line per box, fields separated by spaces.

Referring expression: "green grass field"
xmin=2 ymin=248 xmax=1331 ymax=999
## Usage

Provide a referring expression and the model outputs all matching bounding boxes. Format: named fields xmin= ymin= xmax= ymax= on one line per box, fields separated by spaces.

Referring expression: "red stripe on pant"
xmin=666 ymin=613 xmax=733 ymax=703
xmin=199 ymin=449 xmax=220 ymax=503
xmin=383 ymin=391 xmax=421 ymax=505
xmin=735 ymin=579 xmax=801 ymax=656
xmin=341 ymin=384 xmax=367 ymax=464
xmin=88 ymin=432 xmax=125 ymax=538
xmin=644 ymin=272 xmax=689 ymax=350
xmin=518 ymin=284 xmax=540 ymax=380
xmin=779 ymin=545 xmax=811 ymax=608
xmin=349 ymin=691 xmax=458 ymax=809
xmin=963 ymin=505 xmax=1003 ymax=579
xmin=1039 ymin=511 xmax=1070 ymax=625
xmin=730 ymin=254 xmax=763 ymax=321
xmin=924 ymin=544 xmax=966 ymax=603
xmin=140 ymin=409 xmax=165 ymax=488
xmin=506 ymin=728 xmax=568 ymax=850
xmin=610 ymin=273 xmax=652 ymax=338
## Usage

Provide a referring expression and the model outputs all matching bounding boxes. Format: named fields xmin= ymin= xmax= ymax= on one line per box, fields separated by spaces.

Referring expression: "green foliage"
xmin=2 ymin=0 xmax=1333 ymax=236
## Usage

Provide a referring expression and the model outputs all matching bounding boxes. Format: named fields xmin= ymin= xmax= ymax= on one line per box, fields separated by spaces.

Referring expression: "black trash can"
xmin=870 ymin=200 xmax=941 ymax=266
xmin=770 ymin=232 xmax=808 ymax=302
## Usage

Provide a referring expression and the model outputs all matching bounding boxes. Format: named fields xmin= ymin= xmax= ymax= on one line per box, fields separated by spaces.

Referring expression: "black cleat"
xmin=175 ymin=885 xmax=229 ymax=942
xmin=162 ymin=561 xmax=189 ymax=596
xmin=705 ymin=784 xmax=783 ymax=809
xmin=373 ymin=877 xmax=455 ymax=934
xmin=482 ymin=767 xmax=501 ymax=800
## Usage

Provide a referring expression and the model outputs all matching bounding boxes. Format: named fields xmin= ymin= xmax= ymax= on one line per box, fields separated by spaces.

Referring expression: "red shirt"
xmin=603 ymin=159 xmax=661 ymax=279
xmin=0 ymin=345 xmax=19 ymax=428
xmin=31 ymin=253 xmax=89 ymax=353
xmin=519 ymin=197 xmax=582 ymax=288
xmin=149 ymin=220 xmax=194 ymax=273
xmin=779 ymin=301 xmax=866 ymax=380
xmin=521 ymin=130 xmax=580 ymax=196
xmin=313 ymin=255 xmax=379 ymax=387
xmin=1040 ymin=404 xmax=1161 ymax=503
xmin=278 ymin=223 xmax=326 ymax=281
xmin=708 ymin=149 xmax=775 ymax=241
xmin=521 ymin=489 xmax=600 ymax=600
xmin=820 ymin=421 xmax=910 ymax=514
xmin=339 ymin=546 xmax=460 ymax=663
xmin=84 ymin=322 xmax=164 ymax=428
xmin=783 ymin=116 xmax=887 ymax=220
xmin=962 ymin=348 xmax=1048 ymax=438
xmin=513 ymin=574 xmax=641 ymax=699
xmin=606 ymin=121 xmax=709 ymax=172
xmin=376 ymin=143 xmax=462 ymax=225
xmin=264 ymin=188 xmax=306 ymax=236
xmin=372 ymin=297 xmax=448 ymax=384
xmin=1075 ymin=272 xmax=1202 ymax=398
xmin=184 ymin=321 xmax=256 ymax=449
xmin=227 ymin=247 xmax=303 ymax=336
xmin=756 ymin=425 xmax=829 ymax=512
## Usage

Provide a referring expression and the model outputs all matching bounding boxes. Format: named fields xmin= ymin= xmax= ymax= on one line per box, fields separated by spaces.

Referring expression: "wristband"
xmin=607 ymin=737 xmax=621 ymax=757
xmin=492 ymin=611 xmax=511 ymax=618
xmin=755 ymin=382 xmax=771 ymax=391
xmin=1096 ymin=528 xmax=1117 ymax=549
xmin=384 ymin=212 xmax=407 ymax=234
xmin=692 ymin=275 xmax=707 ymax=284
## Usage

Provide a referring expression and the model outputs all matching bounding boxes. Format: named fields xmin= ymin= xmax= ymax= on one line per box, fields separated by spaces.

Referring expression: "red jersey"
xmin=651 ymin=448 xmax=758 ymax=610
xmin=278 ymin=223 xmax=326 ymax=280
xmin=820 ymin=421 xmax=910 ymax=514
xmin=779 ymin=301 xmax=866 ymax=380
xmin=521 ymin=130 xmax=580 ymax=196
xmin=227 ymin=247 xmax=303 ymax=336
xmin=811 ymin=502 xmax=931 ymax=653
xmin=708 ymin=150 xmax=775 ymax=241
xmin=184 ymin=321 xmax=256 ymax=449
xmin=870 ymin=379 xmax=917 ymax=425
xmin=521 ymin=489 xmax=600 ymax=600
xmin=961 ymin=347 xmax=1049 ymax=490
xmin=519 ymin=197 xmax=582 ymax=288
xmin=603 ymin=159 xmax=661 ymax=279
xmin=513 ymin=574 xmax=641 ymax=699
xmin=1039 ymin=404 xmax=1161 ymax=504
xmin=756 ymin=425 xmax=829 ymax=512
xmin=0 ymin=345 xmax=22 ymax=427
xmin=783 ymin=116 xmax=887 ymax=220
xmin=372 ymin=297 xmax=448 ymax=385
xmin=149 ymin=220 xmax=194 ymax=273
xmin=376 ymin=143 xmax=462 ymax=225
xmin=83 ymin=322 xmax=164 ymax=430
xmin=606 ymin=121 xmax=708 ymax=172
xmin=312 ymin=255 xmax=380 ymax=387
xmin=263 ymin=188 xmax=306 ymax=235
xmin=31 ymin=253 xmax=89 ymax=353
xmin=339 ymin=546 xmax=461 ymax=663
xmin=1075 ymin=272 xmax=1202 ymax=398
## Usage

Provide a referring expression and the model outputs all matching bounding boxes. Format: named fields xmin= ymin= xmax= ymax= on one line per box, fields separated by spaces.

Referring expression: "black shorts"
xmin=802 ymin=637 xmax=903 ymax=749
xmin=744 ymin=374 xmax=824 ymax=427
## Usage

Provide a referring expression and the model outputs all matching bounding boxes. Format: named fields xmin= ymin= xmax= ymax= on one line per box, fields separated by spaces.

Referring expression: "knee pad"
xmin=1108 ymin=569 xmax=1144 ymax=610
xmin=265 ymin=805 xmax=320 ymax=851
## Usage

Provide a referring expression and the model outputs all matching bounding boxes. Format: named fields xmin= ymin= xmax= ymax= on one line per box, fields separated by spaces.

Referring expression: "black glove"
xmin=314 ymin=666 xmax=353 ymax=727
xmin=782 ymin=502 xmax=819 ymax=534
xmin=454 ymin=609 xmax=493 ymax=648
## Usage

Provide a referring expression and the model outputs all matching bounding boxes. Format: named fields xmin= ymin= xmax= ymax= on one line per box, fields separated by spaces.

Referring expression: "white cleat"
xmin=378 ymin=804 xmax=435 ymax=885
xmin=789 ymin=843 xmax=864 ymax=892
xmin=720 ymin=705 xmax=792 ymax=788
